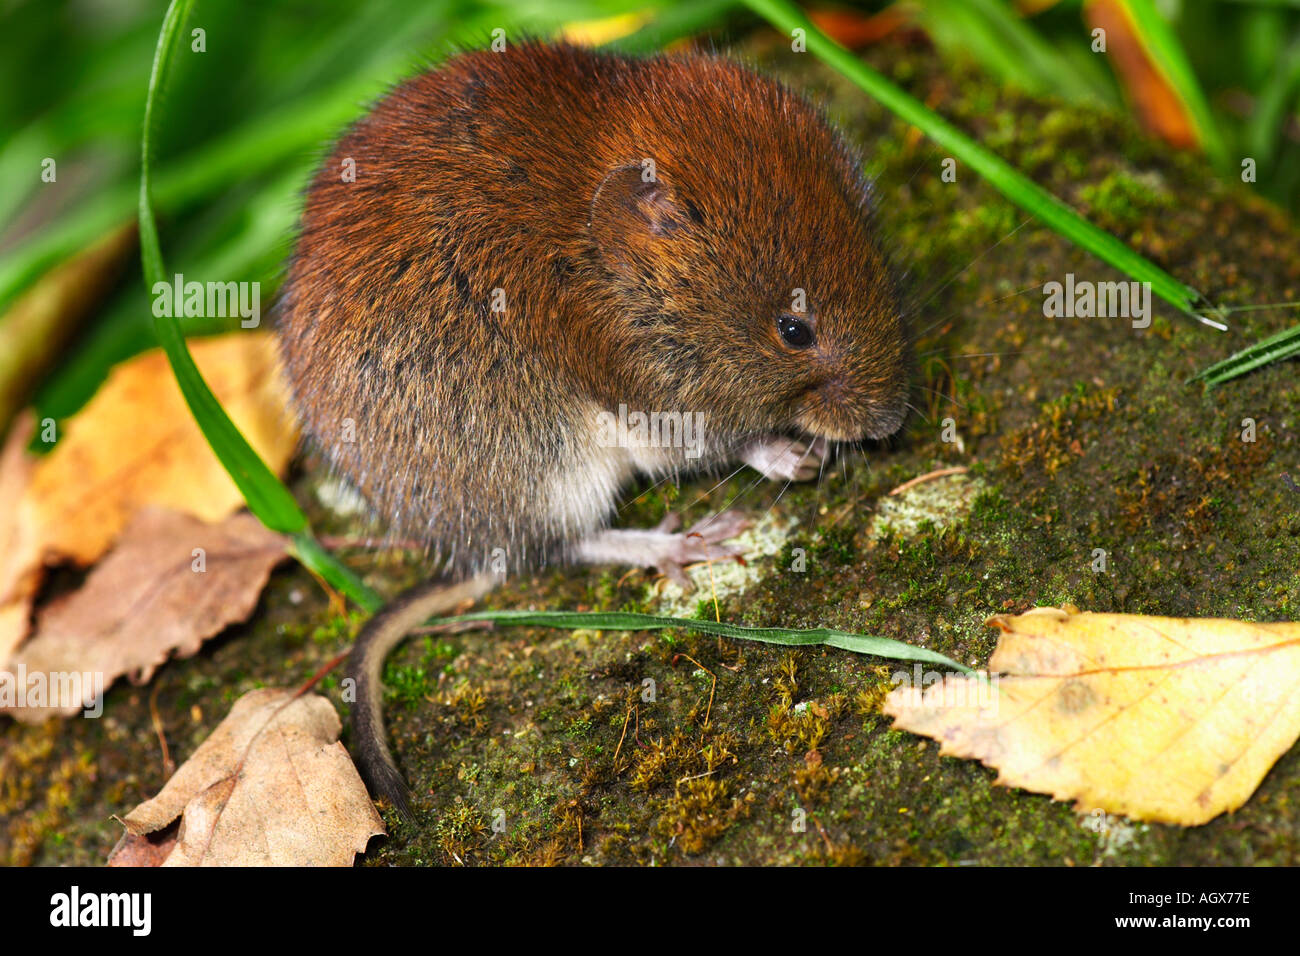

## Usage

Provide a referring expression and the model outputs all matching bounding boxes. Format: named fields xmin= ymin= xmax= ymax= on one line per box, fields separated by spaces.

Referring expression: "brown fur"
xmin=278 ymin=41 xmax=907 ymax=576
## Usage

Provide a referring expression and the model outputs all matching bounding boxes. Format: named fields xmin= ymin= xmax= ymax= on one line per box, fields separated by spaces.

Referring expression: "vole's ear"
xmin=589 ymin=162 xmax=691 ymax=275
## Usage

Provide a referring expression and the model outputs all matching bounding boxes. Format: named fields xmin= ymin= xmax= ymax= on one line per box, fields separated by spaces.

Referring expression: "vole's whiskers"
xmin=758 ymin=431 xmax=823 ymax=526
xmin=914 ymin=348 xmax=1029 ymax=362
xmin=683 ymin=456 xmax=756 ymax=512
xmin=911 ymin=280 xmax=1043 ymax=345
xmin=907 ymin=218 xmax=1034 ymax=336
xmin=903 ymin=400 xmax=932 ymax=425
xmin=913 ymin=383 xmax=966 ymax=410
xmin=707 ymin=453 xmax=783 ymax=528
xmin=763 ymin=475 xmax=797 ymax=525
xmin=618 ymin=473 xmax=673 ymax=513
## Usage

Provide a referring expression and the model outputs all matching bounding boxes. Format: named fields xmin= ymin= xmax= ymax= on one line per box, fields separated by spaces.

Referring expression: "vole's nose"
xmin=796 ymin=379 xmax=908 ymax=443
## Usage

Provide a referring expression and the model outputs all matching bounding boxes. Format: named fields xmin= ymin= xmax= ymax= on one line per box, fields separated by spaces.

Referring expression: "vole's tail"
xmin=348 ymin=572 xmax=498 ymax=821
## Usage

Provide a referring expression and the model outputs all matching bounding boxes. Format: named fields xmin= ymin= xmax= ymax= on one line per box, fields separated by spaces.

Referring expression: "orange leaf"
xmin=1085 ymin=0 xmax=1198 ymax=151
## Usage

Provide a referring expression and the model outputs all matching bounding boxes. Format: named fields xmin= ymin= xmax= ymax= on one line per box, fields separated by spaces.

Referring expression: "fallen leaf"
xmin=106 ymin=822 xmax=178 ymax=868
xmin=28 ymin=331 xmax=296 ymax=566
xmin=0 ymin=332 xmax=296 ymax=668
xmin=110 ymin=688 xmax=383 ymax=866
xmin=0 ymin=413 xmax=40 ymax=662
xmin=883 ymin=606 xmax=1300 ymax=825
xmin=2 ymin=508 xmax=288 ymax=722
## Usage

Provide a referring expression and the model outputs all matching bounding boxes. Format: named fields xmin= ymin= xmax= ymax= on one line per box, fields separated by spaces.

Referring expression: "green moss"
xmin=384 ymin=664 xmax=434 ymax=708
xmin=811 ymin=524 xmax=857 ymax=566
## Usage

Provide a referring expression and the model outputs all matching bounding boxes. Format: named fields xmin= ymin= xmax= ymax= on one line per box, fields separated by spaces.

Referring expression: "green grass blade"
xmin=140 ymin=0 xmax=379 ymax=610
xmin=1192 ymin=321 xmax=1300 ymax=386
xmin=290 ymin=533 xmax=381 ymax=613
xmin=139 ymin=0 xmax=298 ymax=529
xmin=440 ymin=609 xmax=971 ymax=671
xmin=741 ymin=0 xmax=1225 ymax=330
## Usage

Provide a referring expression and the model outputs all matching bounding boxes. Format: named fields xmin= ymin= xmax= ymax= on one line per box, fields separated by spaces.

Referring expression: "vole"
xmin=277 ymin=41 xmax=910 ymax=818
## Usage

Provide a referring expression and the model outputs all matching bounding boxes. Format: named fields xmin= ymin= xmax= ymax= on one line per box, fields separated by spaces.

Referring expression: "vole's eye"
xmin=778 ymin=314 xmax=814 ymax=348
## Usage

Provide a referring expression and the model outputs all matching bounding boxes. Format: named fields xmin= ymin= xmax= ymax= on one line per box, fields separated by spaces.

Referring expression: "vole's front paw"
xmin=740 ymin=435 xmax=828 ymax=482
xmin=574 ymin=511 xmax=751 ymax=590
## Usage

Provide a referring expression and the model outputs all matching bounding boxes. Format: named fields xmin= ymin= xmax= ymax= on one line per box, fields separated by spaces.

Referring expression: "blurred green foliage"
xmin=914 ymin=0 xmax=1300 ymax=208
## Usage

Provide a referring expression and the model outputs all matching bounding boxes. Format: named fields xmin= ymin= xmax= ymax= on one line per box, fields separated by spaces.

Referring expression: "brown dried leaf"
xmin=2 ymin=508 xmax=287 ymax=722
xmin=884 ymin=606 xmax=1300 ymax=825
xmin=0 ymin=332 xmax=295 ymax=670
xmin=110 ymin=689 xmax=384 ymax=866
xmin=106 ymin=823 xmax=178 ymax=868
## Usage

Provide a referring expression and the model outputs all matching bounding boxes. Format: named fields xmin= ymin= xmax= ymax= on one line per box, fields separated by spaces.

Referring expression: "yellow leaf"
xmin=25 ymin=331 xmax=297 ymax=567
xmin=883 ymin=606 xmax=1300 ymax=825
xmin=559 ymin=11 xmax=652 ymax=47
